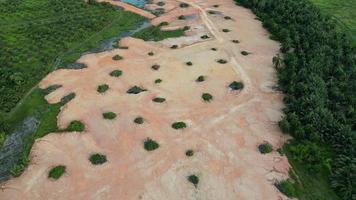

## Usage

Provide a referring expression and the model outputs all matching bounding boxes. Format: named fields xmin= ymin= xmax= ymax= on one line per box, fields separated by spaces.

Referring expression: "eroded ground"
xmin=1 ymin=0 xmax=292 ymax=199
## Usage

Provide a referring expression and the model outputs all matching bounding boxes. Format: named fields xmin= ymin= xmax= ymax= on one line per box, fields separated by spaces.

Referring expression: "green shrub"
xmin=157 ymin=1 xmax=165 ymax=6
xmin=148 ymin=51 xmax=154 ymax=56
xmin=183 ymin=26 xmax=190 ymax=31
xmin=144 ymin=138 xmax=160 ymax=151
xmin=186 ymin=61 xmax=193 ymax=66
xmin=178 ymin=15 xmax=186 ymax=20
xmin=10 ymin=164 xmax=25 ymax=177
xmin=241 ymin=51 xmax=250 ymax=56
xmin=134 ymin=116 xmax=144 ymax=124
xmin=112 ymin=54 xmax=123 ymax=60
xmin=172 ymin=121 xmax=187 ymax=129
xmin=232 ymin=39 xmax=240 ymax=43
xmin=66 ymin=120 xmax=85 ymax=132
xmin=60 ymin=92 xmax=76 ymax=104
xmin=159 ymin=21 xmax=169 ymax=26
xmin=103 ymin=112 xmax=117 ymax=120
xmin=275 ymin=179 xmax=297 ymax=197
xmin=222 ymin=29 xmax=230 ymax=32
xmin=229 ymin=81 xmax=244 ymax=90
xmin=224 ymin=16 xmax=232 ymax=20
xmin=202 ymin=93 xmax=213 ymax=102
xmin=89 ymin=153 xmax=107 ymax=165
xmin=179 ymin=3 xmax=189 ymax=8
xmin=48 ymin=165 xmax=66 ymax=180
xmin=208 ymin=10 xmax=216 ymax=14
xmin=211 ymin=47 xmax=217 ymax=51
xmin=187 ymin=174 xmax=199 ymax=188
xmin=186 ymin=149 xmax=194 ymax=157
xmin=201 ymin=34 xmax=210 ymax=39
xmin=196 ymin=75 xmax=205 ymax=82
xmin=0 ymin=131 xmax=6 ymax=149
xmin=155 ymin=79 xmax=162 ymax=84
xmin=258 ymin=143 xmax=273 ymax=154
xmin=151 ymin=64 xmax=160 ymax=70
xmin=171 ymin=45 xmax=178 ymax=49
xmin=97 ymin=84 xmax=109 ymax=93
xmin=133 ymin=25 xmax=185 ymax=42
xmin=110 ymin=70 xmax=123 ymax=77
xmin=213 ymin=4 xmax=219 ymax=7
xmin=152 ymin=97 xmax=166 ymax=103
xmin=217 ymin=59 xmax=227 ymax=64
xmin=127 ymin=86 xmax=147 ymax=94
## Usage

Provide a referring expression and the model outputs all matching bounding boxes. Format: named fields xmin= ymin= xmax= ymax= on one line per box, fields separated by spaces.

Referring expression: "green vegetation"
xmin=179 ymin=3 xmax=189 ymax=8
xmin=224 ymin=16 xmax=232 ymax=20
xmin=217 ymin=59 xmax=227 ymax=64
xmin=211 ymin=48 xmax=217 ymax=51
xmin=222 ymin=29 xmax=230 ymax=32
xmin=97 ymin=84 xmax=109 ymax=93
xmin=0 ymin=0 xmax=144 ymax=113
xmin=134 ymin=116 xmax=144 ymax=124
xmin=258 ymin=142 xmax=273 ymax=154
xmin=171 ymin=45 xmax=178 ymax=49
xmin=0 ymin=132 xmax=6 ymax=149
xmin=151 ymin=64 xmax=160 ymax=70
xmin=236 ymin=0 xmax=355 ymax=199
xmin=152 ymin=97 xmax=166 ymax=103
xmin=127 ymin=86 xmax=147 ymax=94
xmin=66 ymin=120 xmax=85 ymax=132
xmin=157 ymin=1 xmax=165 ymax=6
xmin=185 ymin=149 xmax=194 ymax=157
xmin=178 ymin=15 xmax=186 ymax=20
xmin=229 ymin=81 xmax=244 ymax=90
xmin=232 ymin=39 xmax=240 ymax=43
xmin=110 ymin=70 xmax=123 ymax=77
xmin=240 ymin=51 xmax=250 ymax=56
xmin=275 ymin=179 xmax=297 ymax=198
xmin=201 ymin=35 xmax=210 ymax=39
xmin=48 ymin=165 xmax=66 ymax=180
xmin=310 ymin=0 xmax=356 ymax=45
xmin=89 ymin=153 xmax=107 ymax=165
xmin=185 ymin=61 xmax=193 ymax=66
xmin=154 ymin=79 xmax=162 ymax=84
xmin=148 ymin=51 xmax=154 ymax=56
xmin=208 ymin=10 xmax=216 ymax=15
xmin=187 ymin=174 xmax=199 ymax=188
xmin=102 ymin=112 xmax=117 ymax=120
xmin=196 ymin=75 xmax=205 ymax=82
xmin=144 ymin=138 xmax=159 ymax=151
xmin=133 ymin=23 xmax=185 ymax=42
xmin=112 ymin=54 xmax=123 ymax=60
xmin=172 ymin=122 xmax=187 ymax=130
xmin=202 ymin=93 xmax=213 ymax=102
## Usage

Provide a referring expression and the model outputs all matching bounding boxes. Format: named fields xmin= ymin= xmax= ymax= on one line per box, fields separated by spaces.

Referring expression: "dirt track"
xmin=1 ymin=0 xmax=292 ymax=199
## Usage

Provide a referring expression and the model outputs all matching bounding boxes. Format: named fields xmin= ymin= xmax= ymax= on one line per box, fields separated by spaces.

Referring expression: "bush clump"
xmin=148 ymin=51 xmax=154 ymax=56
xmin=89 ymin=153 xmax=107 ymax=165
xmin=224 ymin=16 xmax=232 ymax=20
xmin=159 ymin=21 xmax=169 ymax=26
xmin=222 ymin=29 xmax=230 ymax=32
xmin=179 ymin=3 xmax=189 ymax=8
xmin=178 ymin=15 xmax=186 ymax=20
xmin=229 ymin=81 xmax=244 ymax=90
xmin=172 ymin=121 xmax=187 ymax=129
xmin=66 ymin=120 xmax=85 ymax=132
xmin=241 ymin=51 xmax=250 ymax=56
xmin=196 ymin=75 xmax=205 ymax=82
xmin=157 ymin=1 xmax=165 ymax=6
xmin=186 ymin=61 xmax=193 ymax=66
xmin=155 ymin=79 xmax=162 ymax=84
xmin=217 ymin=59 xmax=227 ymax=64
xmin=127 ymin=86 xmax=147 ymax=94
xmin=48 ymin=165 xmax=66 ymax=180
xmin=232 ymin=40 xmax=240 ymax=43
xmin=213 ymin=4 xmax=219 ymax=7
xmin=134 ymin=116 xmax=144 ymax=124
xmin=211 ymin=47 xmax=217 ymax=51
xmin=171 ymin=45 xmax=178 ymax=49
xmin=103 ymin=112 xmax=117 ymax=120
xmin=258 ymin=142 xmax=273 ymax=154
xmin=110 ymin=70 xmax=123 ymax=77
xmin=275 ymin=179 xmax=297 ymax=197
xmin=186 ymin=149 xmax=194 ymax=157
xmin=112 ymin=54 xmax=123 ymax=60
xmin=151 ymin=64 xmax=160 ymax=70
xmin=202 ymin=93 xmax=213 ymax=102
xmin=97 ymin=84 xmax=109 ymax=93
xmin=144 ymin=138 xmax=160 ymax=151
xmin=183 ymin=26 xmax=190 ymax=31
xmin=152 ymin=97 xmax=166 ymax=103
xmin=208 ymin=10 xmax=216 ymax=15
xmin=201 ymin=34 xmax=210 ymax=39
xmin=187 ymin=174 xmax=199 ymax=188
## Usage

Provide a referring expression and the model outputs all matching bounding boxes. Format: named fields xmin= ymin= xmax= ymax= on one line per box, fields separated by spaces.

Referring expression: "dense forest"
xmin=235 ymin=0 xmax=355 ymax=199
xmin=0 ymin=0 xmax=143 ymax=113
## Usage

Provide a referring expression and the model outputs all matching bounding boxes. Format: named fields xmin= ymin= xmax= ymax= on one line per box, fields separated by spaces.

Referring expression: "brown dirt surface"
xmin=1 ymin=0 xmax=293 ymax=199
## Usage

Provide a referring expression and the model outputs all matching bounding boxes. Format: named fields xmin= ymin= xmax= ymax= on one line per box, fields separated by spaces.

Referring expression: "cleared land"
xmin=1 ymin=0 xmax=292 ymax=199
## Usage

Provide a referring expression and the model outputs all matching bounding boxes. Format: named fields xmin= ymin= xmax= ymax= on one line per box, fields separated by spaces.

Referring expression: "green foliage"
xmin=202 ymin=93 xmax=213 ymax=102
xmin=186 ymin=61 xmax=193 ymax=66
xmin=229 ymin=81 xmax=244 ymax=90
xmin=66 ymin=120 xmax=85 ymax=132
xmin=201 ymin=35 xmax=210 ymax=39
xmin=187 ymin=174 xmax=199 ymax=188
xmin=185 ymin=149 xmax=194 ymax=157
xmin=157 ymin=1 xmax=165 ymax=6
xmin=171 ymin=45 xmax=178 ymax=49
xmin=152 ymin=97 xmax=166 ymax=103
xmin=178 ymin=15 xmax=186 ymax=20
xmin=148 ymin=51 xmax=154 ymax=56
xmin=48 ymin=165 xmax=66 ymax=180
xmin=102 ymin=112 xmax=117 ymax=120
xmin=211 ymin=48 xmax=217 ymax=51
xmin=154 ymin=79 xmax=162 ymax=84
xmin=217 ymin=59 xmax=227 ymax=64
xmin=0 ymin=131 xmax=6 ymax=149
xmin=112 ymin=54 xmax=123 ymax=60
xmin=97 ymin=84 xmax=109 ymax=93
xmin=224 ymin=16 xmax=232 ymax=20
xmin=0 ymin=0 xmax=144 ymax=112
xmin=275 ymin=179 xmax=297 ymax=197
xmin=110 ymin=70 xmax=123 ymax=77
xmin=89 ymin=153 xmax=107 ymax=165
xmin=222 ymin=29 xmax=230 ymax=32
xmin=196 ymin=75 xmax=205 ymax=82
xmin=179 ymin=3 xmax=189 ymax=8
xmin=144 ymin=138 xmax=159 ymax=151
xmin=232 ymin=39 xmax=240 ymax=43
xmin=151 ymin=64 xmax=160 ymax=70
xmin=208 ymin=10 xmax=216 ymax=15
xmin=127 ymin=86 xmax=146 ymax=94
xmin=134 ymin=116 xmax=144 ymax=124
xmin=172 ymin=122 xmax=187 ymax=129
xmin=258 ymin=142 xmax=273 ymax=154
xmin=133 ymin=24 xmax=185 ymax=41
xmin=240 ymin=51 xmax=250 ymax=55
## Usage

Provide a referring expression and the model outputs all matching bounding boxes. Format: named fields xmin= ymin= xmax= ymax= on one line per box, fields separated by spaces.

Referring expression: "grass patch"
xmin=258 ymin=142 xmax=273 ymax=154
xmin=229 ymin=81 xmax=244 ymax=90
xmin=102 ymin=112 xmax=116 ymax=120
xmin=185 ymin=149 xmax=194 ymax=157
xmin=187 ymin=174 xmax=199 ymax=188
xmin=172 ymin=122 xmax=187 ymax=129
xmin=110 ymin=70 xmax=123 ymax=77
xmin=66 ymin=120 xmax=85 ymax=132
xmin=127 ymin=86 xmax=147 ymax=94
xmin=275 ymin=179 xmax=297 ymax=197
xmin=134 ymin=116 xmax=144 ymax=124
xmin=133 ymin=23 xmax=185 ymax=41
xmin=112 ymin=54 xmax=123 ymax=60
xmin=202 ymin=93 xmax=213 ymax=102
xmin=196 ymin=75 xmax=205 ymax=82
xmin=154 ymin=79 xmax=162 ymax=84
xmin=48 ymin=165 xmax=66 ymax=180
xmin=0 ymin=132 xmax=5 ymax=149
xmin=89 ymin=153 xmax=107 ymax=165
xmin=152 ymin=97 xmax=166 ymax=103
xmin=144 ymin=138 xmax=159 ymax=151
xmin=97 ymin=84 xmax=109 ymax=93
